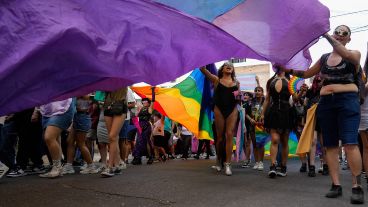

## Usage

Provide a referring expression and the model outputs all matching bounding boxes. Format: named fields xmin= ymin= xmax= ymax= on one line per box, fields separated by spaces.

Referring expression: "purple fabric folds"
xmin=213 ymin=0 xmax=330 ymax=69
xmin=0 ymin=0 xmax=260 ymax=115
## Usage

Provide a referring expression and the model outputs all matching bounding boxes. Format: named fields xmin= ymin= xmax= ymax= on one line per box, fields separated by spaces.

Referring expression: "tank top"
xmin=213 ymin=82 xmax=238 ymax=110
xmin=320 ymin=53 xmax=356 ymax=86
xmin=269 ymin=78 xmax=291 ymax=110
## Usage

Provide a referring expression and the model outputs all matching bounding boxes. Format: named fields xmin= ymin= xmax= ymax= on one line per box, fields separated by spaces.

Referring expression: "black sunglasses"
xmin=334 ymin=30 xmax=349 ymax=37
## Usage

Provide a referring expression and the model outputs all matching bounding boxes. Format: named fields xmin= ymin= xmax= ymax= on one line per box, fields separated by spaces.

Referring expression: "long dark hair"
xmin=218 ymin=62 xmax=235 ymax=81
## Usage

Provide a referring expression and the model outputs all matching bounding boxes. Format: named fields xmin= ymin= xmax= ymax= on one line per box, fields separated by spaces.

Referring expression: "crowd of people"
xmin=0 ymin=25 xmax=367 ymax=204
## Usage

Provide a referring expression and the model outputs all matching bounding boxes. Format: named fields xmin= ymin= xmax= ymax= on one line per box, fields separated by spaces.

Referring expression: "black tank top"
xmin=269 ymin=78 xmax=291 ymax=110
xmin=213 ymin=82 xmax=238 ymax=110
xmin=320 ymin=53 xmax=356 ymax=86
xmin=138 ymin=107 xmax=151 ymax=121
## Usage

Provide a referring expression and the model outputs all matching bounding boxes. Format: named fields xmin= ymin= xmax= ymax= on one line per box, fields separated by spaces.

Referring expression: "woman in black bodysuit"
xmin=200 ymin=63 xmax=240 ymax=176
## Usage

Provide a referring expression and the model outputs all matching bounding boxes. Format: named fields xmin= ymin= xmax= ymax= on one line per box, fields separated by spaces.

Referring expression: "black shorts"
xmin=153 ymin=135 xmax=168 ymax=148
xmin=104 ymin=101 xmax=127 ymax=117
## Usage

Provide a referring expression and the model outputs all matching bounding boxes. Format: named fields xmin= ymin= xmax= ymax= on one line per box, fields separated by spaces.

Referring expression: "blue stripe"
xmin=155 ymin=0 xmax=245 ymax=22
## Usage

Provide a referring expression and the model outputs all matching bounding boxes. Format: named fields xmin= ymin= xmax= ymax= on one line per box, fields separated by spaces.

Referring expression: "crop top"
xmin=320 ymin=53 xmax=356 ymax=86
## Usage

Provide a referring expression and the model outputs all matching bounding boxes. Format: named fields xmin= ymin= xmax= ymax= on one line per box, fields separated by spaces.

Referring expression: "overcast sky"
xmin=310 ymin=0 xmax=368 ymax=66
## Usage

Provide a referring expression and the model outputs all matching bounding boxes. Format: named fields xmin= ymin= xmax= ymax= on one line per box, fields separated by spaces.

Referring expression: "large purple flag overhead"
xmin=159 ymin=0 xmax=330 ymax=69
xmin=0 ymin=0 xmax=261 ymax=115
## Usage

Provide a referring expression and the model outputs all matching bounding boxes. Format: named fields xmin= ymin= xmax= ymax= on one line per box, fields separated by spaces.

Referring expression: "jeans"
xmin=0 ymin=121 xmax=18 ymax=169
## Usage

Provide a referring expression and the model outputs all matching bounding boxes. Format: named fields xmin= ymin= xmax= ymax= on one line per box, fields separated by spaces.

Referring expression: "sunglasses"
xmin=334 ymin=30 xmax=349 ymax=37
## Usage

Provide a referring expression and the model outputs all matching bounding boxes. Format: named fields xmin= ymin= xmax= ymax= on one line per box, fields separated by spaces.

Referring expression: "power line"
xmin=351 ymin=25 xmax=368 ymax=31
xmin=351 ymin=28 xmax=368 ymax=34
xmin=330 ymin=9 xmax=368 ymax=18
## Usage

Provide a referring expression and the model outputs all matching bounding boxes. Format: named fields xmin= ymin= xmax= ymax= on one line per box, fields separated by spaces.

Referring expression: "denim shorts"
xmin=317 ymin=92 xmax=360 ymax=147
xmin=73 ymin=112 xmax=92 ymax=133
xmin=42 ymin=100 xmax=76 ymax=131
xmin=119 ymin=120 xmax=136 ymax=141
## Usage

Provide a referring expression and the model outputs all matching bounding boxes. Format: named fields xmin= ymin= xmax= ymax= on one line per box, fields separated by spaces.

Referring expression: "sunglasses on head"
xmin=334 ymin=30 xmax=349 ymax=37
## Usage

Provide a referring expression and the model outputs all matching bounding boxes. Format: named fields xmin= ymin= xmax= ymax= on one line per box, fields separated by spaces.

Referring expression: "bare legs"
xmin=104 ymin=114 xmax=125 ymax=168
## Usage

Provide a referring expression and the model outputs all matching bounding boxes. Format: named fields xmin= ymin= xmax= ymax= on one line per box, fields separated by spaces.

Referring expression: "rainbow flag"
xmin=264 ymin=131 xmax=299 ymax=157
xmin=131 ymin=68 xmax=214 ymax=140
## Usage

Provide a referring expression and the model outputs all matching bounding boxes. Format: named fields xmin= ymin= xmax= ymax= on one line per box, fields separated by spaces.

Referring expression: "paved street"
xmin=0 ymin=158 xmax=366 ymax=207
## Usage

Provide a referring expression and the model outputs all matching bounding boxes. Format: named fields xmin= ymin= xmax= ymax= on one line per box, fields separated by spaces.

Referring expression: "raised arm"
xmin=277 ymin=59 xmax=322 ymax=79
xmin=200 ymin=66 xmax=219 ymax=85
xmin=324 ymin=33 xmax=361 ymax=68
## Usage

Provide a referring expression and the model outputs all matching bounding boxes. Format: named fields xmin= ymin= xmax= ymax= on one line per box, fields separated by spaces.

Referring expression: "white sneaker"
xmin=61 ymin=163 xmax=75 ymax=175
xmin=80 ymin=163 xmax=88 ymax=170
xmin=39 ymin=165 xmax=63 ymax=178
xmin=80 ymin=164 xmax=99 ymax=174
xmin=0 ymin=162 xmax=9 ymax=179
xmin=100 ymin=167 xmax=114 ymax=178
xmin=225 ymin=162 xmax=232 ymax=176
xmin=257 ymin=161 xmax=264 ymax=171
xmin=253 ymin=162 xmax=259 ymax=170
xmin=211 ymin=160 xmax=222 ymax=172
xmin=118 ymin=161 xmax=127 ymax=170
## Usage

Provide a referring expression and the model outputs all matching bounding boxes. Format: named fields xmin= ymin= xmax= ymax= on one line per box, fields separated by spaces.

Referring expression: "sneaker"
xmin=100 ymin=167 xmax=114 ymax=178
xmin=253 ymin=162 xmax=259 ymax=170
xmin=257 ymin=161 xmax=264 ymax=171
xmin=6 ymin=168 xmax=26 ymax=178
xmin=211 ymin=160 xmax=222 ymax=172
xmin=224 ymin=162 xmax=232 ymax=176
xmin=318 ymin=166 xmax=323 ymax=174
xmin=342 ymin=160 xmax=349 ymax=170
xmin=80 ymin=163 xmax=88 ymax=171
xmin=299 ymin=163 xmax=307 ymax=173
xmin=308 ymin=165 xmax=316 ymax=177
xmin=80 ymin=164 xmax=99 ymax=174
xmin=61 ymin=163 xmax=75 ymax=175
xmin=277 ymin=165 xmax=287 ymax=177
xmin=194 ymin=155 xmax=200 ymax=160
xmin=0 ymin=162 xmax=9 ymax=179
xmin=268 ymin=164 xmax=277 ymax=178
xmin=97 ymin=164 xmax=107 ymax=172
xmin=325 ymin=184 xmax=342 ymax=198
xmin=350 ymin=186 xmax=364 ymax=204
xmin=39 ymin=165 xmax=63 ymax=178
xmin=25 ymin=166 xmax=47 ymax=175
xmin=118 ymin=161 xmax=127 ymax=170
xmin=131 ymin=157 xmax=142 ymax=165
xmin=147 ymin=157 xmax=154 ymax=165
xmin=241 ymin=160 xmax=251 ymax=168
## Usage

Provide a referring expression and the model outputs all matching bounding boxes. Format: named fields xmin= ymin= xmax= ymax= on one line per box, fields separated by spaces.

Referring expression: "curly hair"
xmin=218 ymin=62 xmax=235 ymax=81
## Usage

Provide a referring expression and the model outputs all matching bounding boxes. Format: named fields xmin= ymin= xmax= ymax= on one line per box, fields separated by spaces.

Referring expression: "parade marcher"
xmin=132 ymin=97 xmax=154 ymax=165
xmin=63 ymin=95 xmax=98 ymax=175
xmin=200 ymin=63 xmax=241 ymax=176
xmin=246 ymin=86 xmax=265 ymax=171
xmin=261 ymin=70 xmax=304 ymax=178
xmin=279 ymin=25 xmax=364 ymax=204
xmin=101 ymin=88 xmax=128 ymax=177
xmin=39 ymin=98 xmax=76 ymax=178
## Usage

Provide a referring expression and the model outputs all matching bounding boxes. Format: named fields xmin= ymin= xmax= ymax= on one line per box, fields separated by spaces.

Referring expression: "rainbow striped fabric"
xmin=131 ymin=68 xmax=214 ymax=140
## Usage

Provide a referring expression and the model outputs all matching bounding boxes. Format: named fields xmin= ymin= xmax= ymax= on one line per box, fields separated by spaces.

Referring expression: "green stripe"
xmin=174 ymin=76 xmax=202 ymax=104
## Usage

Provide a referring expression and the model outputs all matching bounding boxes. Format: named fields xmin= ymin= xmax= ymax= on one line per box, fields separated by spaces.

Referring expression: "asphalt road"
xmin=0 ymin=158 xmax=366 ymax=207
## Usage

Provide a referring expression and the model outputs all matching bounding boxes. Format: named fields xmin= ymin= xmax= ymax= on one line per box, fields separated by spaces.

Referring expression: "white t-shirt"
xmin=125 ymin=87 xmax=136 ymax=120
xmin=152 ymin=120 xmax=164 ymax=136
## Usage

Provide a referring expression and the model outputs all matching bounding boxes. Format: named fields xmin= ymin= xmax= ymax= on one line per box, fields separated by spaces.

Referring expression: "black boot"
xmin=350 ymin=186 xmax=364 ymax=204
xmin=325 ymin=184 xmax=342 ymax=198
xmin=131 ymin=157 xmax=142 ymax=165
xmin=300 ymin=163 xmax=307 ymax=173
xmin=322 ymin=164 xmax=329 ymax=176
xmin=147 ymin=157 xmax=154 ymax=165
xmin=308 ymin=165 xmax=316 ymax=177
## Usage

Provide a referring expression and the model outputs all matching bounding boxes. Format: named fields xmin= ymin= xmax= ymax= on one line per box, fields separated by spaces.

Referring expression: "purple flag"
xmin=213 ymin=0 xmax=330 ymax=68
xmin=0 ymin=0 xmax=262 ymax=115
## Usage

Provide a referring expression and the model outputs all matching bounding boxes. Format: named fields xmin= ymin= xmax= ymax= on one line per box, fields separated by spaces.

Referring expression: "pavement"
xmin=0 ymin=158 xmax=367 ymax=207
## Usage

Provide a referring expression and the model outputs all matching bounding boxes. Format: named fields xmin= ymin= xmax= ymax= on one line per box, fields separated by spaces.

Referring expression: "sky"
xmin=310 ymin=0 xmax=368 ymax=66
